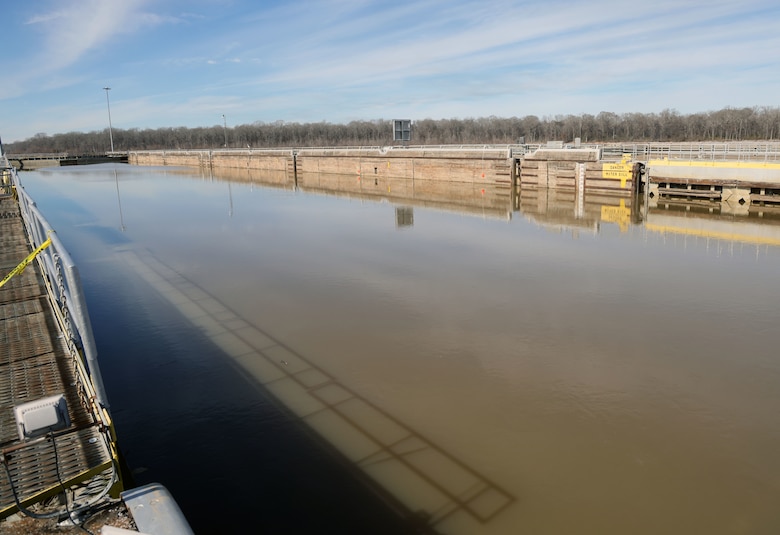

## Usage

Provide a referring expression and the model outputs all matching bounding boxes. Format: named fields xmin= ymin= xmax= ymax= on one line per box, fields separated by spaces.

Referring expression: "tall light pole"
xmin=221 ymin=114 xmax=228 ymax=148
xmin=103 ymin=87 xmax=114 ymax=153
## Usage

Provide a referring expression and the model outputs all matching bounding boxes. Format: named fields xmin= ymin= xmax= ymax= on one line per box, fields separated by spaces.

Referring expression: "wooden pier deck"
xmin=0 ymin=191 xmax=115 ymax=518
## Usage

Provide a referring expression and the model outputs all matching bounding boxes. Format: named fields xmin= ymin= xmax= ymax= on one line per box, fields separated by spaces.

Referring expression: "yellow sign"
xmin=601 ymin=162 xmax=633 ymax=187
xmin=603 ymin=163 xmax=631 ymax=172
xmin=603 ymin=170 xmax=632 ymax=179
xmin=600 ymin=200 xmax=631 ymax=232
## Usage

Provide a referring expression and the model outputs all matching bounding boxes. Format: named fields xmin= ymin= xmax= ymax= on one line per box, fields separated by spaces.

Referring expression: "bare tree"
xmin=7 ymin=106 xmax=780 ymax=154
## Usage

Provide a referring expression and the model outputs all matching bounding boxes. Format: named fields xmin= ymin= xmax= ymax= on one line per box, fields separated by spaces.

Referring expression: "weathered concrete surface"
xmin=129 ymin=147 xmax=515 ymax=187
xmin=298 ymin=147 xmax=512 ymax=183
xmin=721 ymin=187 xmax=751 ymax=205
xmin=647 ymin=159 xmax=780 ymax=186
xmin=130 ymin=149 xmax=291 ymax=171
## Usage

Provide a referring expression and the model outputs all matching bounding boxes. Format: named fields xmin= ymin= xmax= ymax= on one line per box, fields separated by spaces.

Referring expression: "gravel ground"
xmin=0 ymin=503 xmax=137 ymax=534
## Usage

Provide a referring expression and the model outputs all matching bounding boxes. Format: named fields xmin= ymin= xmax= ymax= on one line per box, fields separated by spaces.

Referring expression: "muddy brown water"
xmin=18 ymin=164 xmax=780 ymax=534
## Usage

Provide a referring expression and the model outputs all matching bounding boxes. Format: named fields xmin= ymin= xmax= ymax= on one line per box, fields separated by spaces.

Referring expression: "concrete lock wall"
xmin=127 ymin=147 xmax=780 ymax=207
xmin=519 ymin=148 xmax=634 ymax=196
xmin=298 ymin=148 xmax=512 ymax=183
xmin=128 ymin=148 xmax=515 ymax=186
xmin=129 ymin=150 xmax=291 ymax=171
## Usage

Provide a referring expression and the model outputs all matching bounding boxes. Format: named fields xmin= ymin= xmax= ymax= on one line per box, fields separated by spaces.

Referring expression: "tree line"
xmin=6 ymin=106 xmax=780 ymax=154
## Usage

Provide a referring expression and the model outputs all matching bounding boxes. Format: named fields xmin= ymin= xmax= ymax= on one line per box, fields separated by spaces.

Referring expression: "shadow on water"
xmin=113 ymin=245 xmax=512 ymax=534
xmin=90 ymin=247 xmax=440 ymax=535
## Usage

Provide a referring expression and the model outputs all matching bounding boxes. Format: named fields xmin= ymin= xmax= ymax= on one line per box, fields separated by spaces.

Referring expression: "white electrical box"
xmin=14 ymin=394 xmax=70 ymax=441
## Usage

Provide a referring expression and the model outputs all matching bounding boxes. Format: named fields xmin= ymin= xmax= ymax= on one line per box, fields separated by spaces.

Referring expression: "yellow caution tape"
xmin=0 ymin=236 xmax=52 ymax=289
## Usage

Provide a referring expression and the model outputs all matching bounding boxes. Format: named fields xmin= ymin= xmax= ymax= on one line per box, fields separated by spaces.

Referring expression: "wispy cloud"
xmin=14 ymin=0 xmax=184 ymax=94
xmin=200 ymin=0 xmax=731 ymax=96
xmin=29 ymin=1 xmax=148 ymax=66
xmin=1 ymin=0 xmax=779 ymax=141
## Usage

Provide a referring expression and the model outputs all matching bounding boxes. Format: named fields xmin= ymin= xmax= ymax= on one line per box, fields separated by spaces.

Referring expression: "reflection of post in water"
xmin=631 ymin=162 xmax=645 ymax=224
xmin=291 ymin=150 xmax=298 ymax=191
xmin=574 ymin=162 xmax=585 ymax=219
xmin=631 ymin=192 xmax=644 ymax=225
xmin=228 ymin=182 xmax=233 ymax=217
xmin=510 ymin=156 xmax=520 ymax=212
xmin=114 ymin=169 xmax=126 ymax=232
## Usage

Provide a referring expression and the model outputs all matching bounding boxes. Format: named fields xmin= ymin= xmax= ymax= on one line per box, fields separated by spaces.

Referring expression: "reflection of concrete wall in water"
xmin=521 ymin=181 xmax=780 ymax=246
xmin=194 ymin=165 xmax=514 ymax=220
xmin=299 ymin=171 xmax=510 ymax=214
xmin=519 ymin=187 xmax=634 ymax=233
xmin=198 ymin=165 xmax=292 ymax=189
xmin=646 ymin=207 xmax=780 ymax=248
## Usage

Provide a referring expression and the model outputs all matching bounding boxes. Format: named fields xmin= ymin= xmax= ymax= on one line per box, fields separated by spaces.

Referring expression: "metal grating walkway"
xmin=0 ymin=195 xmax=112 ymax=517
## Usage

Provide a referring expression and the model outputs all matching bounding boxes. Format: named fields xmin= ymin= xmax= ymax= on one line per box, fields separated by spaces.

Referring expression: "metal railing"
xmin=7 ymin=160 xmax=109 ymax=410
xmin=130 ymin=144 xmax=541 ymax=158
xmin=600 ymin=142 xmax=780 ymax=162
xmin=5 ymin=152 xmax=70 ymax=160
xmin=508 ymin=141 xmax=780 ymax=162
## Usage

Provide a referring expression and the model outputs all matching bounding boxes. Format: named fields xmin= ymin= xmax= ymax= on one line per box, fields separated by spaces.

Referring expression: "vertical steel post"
xmin=103 ymin=87 xmax=114 ymax=153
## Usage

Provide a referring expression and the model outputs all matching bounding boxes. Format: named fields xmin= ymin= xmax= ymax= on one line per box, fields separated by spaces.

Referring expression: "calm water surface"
xmin=19 ymin=164 xmax=780 ymax=534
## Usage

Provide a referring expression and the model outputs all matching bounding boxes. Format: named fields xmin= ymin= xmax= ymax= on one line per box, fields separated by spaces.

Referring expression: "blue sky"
xmin=1 ymin=0 xmax=778 ymax=142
